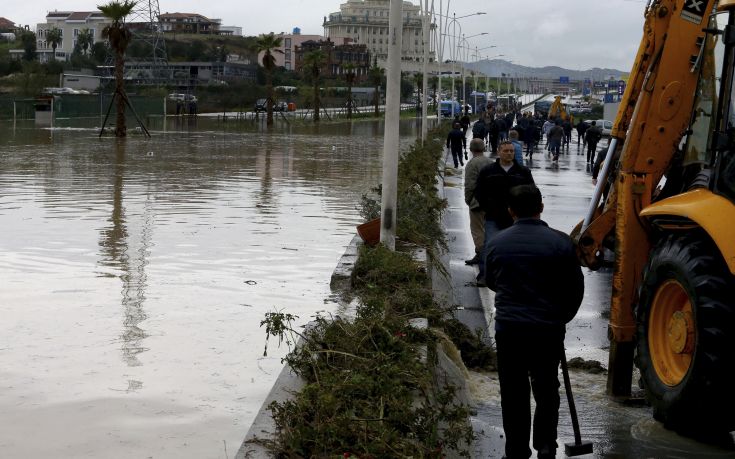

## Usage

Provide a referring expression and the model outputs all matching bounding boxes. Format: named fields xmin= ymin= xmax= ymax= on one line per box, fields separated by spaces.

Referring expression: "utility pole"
xmin=421 ymin=0 xmax=431 ymax=142
xmin=379 ymin=0 xmax=403 ymax=249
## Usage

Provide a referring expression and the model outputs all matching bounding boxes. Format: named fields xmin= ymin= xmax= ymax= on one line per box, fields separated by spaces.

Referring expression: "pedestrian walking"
xmin=484 ymin=184 xmax=584 ymax=459
xmin=464 ymin=138 xmax=493 ymax=266
xmin=562 ymin=118 xmax=573 ymax=148
xmin=473 ymin=140 xmax=535 ymax=285
xmin=472 ymin=117 xmax=488 ymax=141
xmin=576 ymin=119 xmax=590 ymax=148
xmin=585 ymin=121 xmax=603 ymax=163
xmin=487 ymin=117 xmax=500 ymax=155
xmin=548 ymin=121 xmax=564 ymax=162
xmin=497 ymin=115 xmax=509 ymax=142
xmin=446 ymin=122 xmax=467 ymax=168
xmin=509 ymin=129 xmax=523 ymax=164
xmin=460 ymin=110 xmax=471 ymax=138
xmin=542 ymin=119 xmax=554 ymax=150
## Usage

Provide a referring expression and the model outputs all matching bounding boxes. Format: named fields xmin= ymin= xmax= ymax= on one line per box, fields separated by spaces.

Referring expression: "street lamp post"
xmin=457 ymin=33 xmax=487 ymax=114
xmin=432 ymin=9 xmax=485 ymax=119
xmin=379 ymin=0 xmax=404 ymax=249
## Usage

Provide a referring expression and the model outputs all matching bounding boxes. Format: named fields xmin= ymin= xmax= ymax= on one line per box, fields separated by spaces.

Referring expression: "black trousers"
xmin=587 ymin=142 xmax=599 ymax=163
xmin=496 ymin=326 xmax=564 ymax=459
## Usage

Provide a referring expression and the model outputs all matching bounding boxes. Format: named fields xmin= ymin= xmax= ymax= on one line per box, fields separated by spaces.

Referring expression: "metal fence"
xmin=0 ymin=95 xmax=165 ymax=120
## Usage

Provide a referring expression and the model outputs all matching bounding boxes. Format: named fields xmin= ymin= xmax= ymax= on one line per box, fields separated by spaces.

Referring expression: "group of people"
xmin=455 ymin=110 xmax=586 ymax=459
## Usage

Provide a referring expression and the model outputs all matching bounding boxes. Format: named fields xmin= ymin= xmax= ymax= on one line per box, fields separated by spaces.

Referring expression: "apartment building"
xmin=159 ymin=12 xmax=222 ymax=35
xmin=36 ymin=11 xmax=110 ymax=62
xmin=256 ymin=28 xmax=324 ymax=71
xmin=323 ymin=0 xmax=434 ymax=70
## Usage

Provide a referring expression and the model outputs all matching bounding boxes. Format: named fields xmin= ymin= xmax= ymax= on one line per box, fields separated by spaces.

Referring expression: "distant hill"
xmin=465 ymin=59 xmax=627 ymax=81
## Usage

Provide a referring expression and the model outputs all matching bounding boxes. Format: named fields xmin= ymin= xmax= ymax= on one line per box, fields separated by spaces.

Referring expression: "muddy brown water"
xmin=0 ymin=117 xmax=425 ymax=458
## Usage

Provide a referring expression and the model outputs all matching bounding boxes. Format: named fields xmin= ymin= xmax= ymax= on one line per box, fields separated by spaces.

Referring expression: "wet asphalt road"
xmin=436 ymin=130 xmax=735 ymax=458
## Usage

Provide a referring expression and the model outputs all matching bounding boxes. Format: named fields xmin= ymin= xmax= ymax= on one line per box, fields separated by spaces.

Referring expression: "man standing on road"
xmin=446 ymin=122 xmax=466 ymax=168
xmin=585 ymin=121 xmax=603 ymax=163
xmin=474 ymin=140 xmax=534 ymax=285
xmin=484 ymin=184 xmax=584 ymax=459
xmin=548 ymin=120 xmax=564 ymax=162
xmin=576 ymin=119 xmax=590 ymax=148
xmin=463 ymin=138 xmax=492 ymax=266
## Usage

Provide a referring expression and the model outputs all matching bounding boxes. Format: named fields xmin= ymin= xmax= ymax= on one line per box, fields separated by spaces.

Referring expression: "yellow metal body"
xmin=640 ymin=189 xmax=735 ymax=273
xmin=548 ymin=96 xmax=567 ymax=120
xmin=573 ymin=0 xmax=722 ymax=394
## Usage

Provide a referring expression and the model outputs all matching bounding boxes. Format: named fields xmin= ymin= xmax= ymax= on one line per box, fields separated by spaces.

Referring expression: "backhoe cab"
xmin=573 ymin=0 xmax=735 ymax=437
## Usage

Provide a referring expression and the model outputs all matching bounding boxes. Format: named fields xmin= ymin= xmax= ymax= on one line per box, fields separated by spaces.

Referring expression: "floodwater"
xmin=0 ymin=117 xmax=424 ymax=458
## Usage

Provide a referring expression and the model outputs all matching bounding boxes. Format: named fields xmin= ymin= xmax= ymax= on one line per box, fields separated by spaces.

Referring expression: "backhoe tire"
xmin=636 ymin=233 xmax=735 ymax=437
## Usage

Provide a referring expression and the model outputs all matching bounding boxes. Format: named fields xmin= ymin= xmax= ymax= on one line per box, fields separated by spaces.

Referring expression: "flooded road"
xmin=0 ymin=117 xmax=423 ymax=458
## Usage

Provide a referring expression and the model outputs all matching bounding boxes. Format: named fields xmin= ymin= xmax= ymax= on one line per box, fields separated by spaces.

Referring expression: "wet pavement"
xmin=439 ymin=128 xmax=735 ymax=458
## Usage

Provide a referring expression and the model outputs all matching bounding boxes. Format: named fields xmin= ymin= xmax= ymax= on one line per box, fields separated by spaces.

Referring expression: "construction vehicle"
xmin=547 ymin=95 xmax=568 ymax=120
xmin=572 ymin=0 xmax=735 ymax=436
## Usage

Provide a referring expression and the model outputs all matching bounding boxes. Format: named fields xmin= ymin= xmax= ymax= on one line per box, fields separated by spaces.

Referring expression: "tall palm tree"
xmin=343 ymin=63 xmax=356 ymax=119
xmin=253 ymin=33 xmax=283 ymax=127
xmin=78 ymin=28 xmax=94 ymax=55
xmin=98 ymin=0 xmax=137 ymax=138
xmin=302 ymin=49 xmax=326 ymax=122
xmin=368 ymin=59 xmax=384 ymax=117
xmin=47 ymin=28 xmax=63 ymax=61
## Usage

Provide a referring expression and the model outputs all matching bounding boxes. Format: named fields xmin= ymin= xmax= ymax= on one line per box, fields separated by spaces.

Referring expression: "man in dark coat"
xmin=474 ymin=140 xmax=534 ymax=284
xmin=585 ymin=121 xmax=603 ymax=163
xmin=562 ymin=118 xmax=573 ymax=148
xmin=575 ymin=119 xmax=590 ymax=148
xmin=446 ymin=122 xmax=466 ymax=168
xmin=485 ymin=184 xmax=584 ymax=459
xmin=460 ymin=110 xmax=471 ymax=138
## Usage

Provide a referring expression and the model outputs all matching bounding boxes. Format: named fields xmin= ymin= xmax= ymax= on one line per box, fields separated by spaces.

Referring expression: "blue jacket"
xmin=511 ymin=140 xmax=523 ymax=164
xmin=485 ymin=218 xmax=584 ymax=330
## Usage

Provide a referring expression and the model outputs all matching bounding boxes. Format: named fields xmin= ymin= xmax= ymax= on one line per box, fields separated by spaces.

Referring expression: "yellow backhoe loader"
xmin=573 ymin=0 xmax=735 ymax=436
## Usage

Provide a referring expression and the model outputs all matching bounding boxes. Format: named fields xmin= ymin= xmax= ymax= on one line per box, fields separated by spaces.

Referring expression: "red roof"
xmin=0 ymin=17 xmax=15 ymax=29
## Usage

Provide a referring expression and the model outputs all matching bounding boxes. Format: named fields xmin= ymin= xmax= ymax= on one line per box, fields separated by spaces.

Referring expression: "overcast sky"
xmin=11 ymin=0 xmax=647 ymax=70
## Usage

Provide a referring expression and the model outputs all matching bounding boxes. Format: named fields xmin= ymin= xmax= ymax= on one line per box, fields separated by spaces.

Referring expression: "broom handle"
xmin=560 ymin=344 xmax=583 ymax=445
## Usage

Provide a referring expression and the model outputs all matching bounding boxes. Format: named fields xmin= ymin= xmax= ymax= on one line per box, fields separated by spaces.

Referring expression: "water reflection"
xmin=98 ymin=140 xmax=150 ymax=369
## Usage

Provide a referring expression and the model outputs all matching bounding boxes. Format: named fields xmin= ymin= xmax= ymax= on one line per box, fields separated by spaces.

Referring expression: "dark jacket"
xmin=474 ymin=160 xmax=535 ymax=228
xmin=562 ymin=120 xmax=573 ymax=134
xmin=460 ymin=114 xmax=471 ymax=129
xmin=586 ymin=125 xmax=602 ymax=144
xmin=446 ymin=128 xmax=466 ymax=151
xmin=472 ymin=120 xmax=487 ymax=139
xmin=485 ymin=218 xmax=584 ymax=329
xmin=576 ymin=120 xmax=590 ymax=136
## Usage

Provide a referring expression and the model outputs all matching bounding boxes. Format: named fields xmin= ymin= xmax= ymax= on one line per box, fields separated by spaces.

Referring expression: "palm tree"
xmin=98 ymin=0 xmax=137 ymax=138
xmin=302 ymin=49 xmax=326 ymax=122
xmin=368 ymin=59 xmax=384 ymax=117
xmin=343 ymin=63 xmax=356 ymax=119
xmin=252 ymin=33 xmax=283 ymax=127
xmin=47 ymin=28 xmax=63 ymax=61
xmin=78 ymin=28 xmax=94 ymax=55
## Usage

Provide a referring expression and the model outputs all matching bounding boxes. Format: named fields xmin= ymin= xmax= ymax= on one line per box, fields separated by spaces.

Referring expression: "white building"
xmin=323 ymin=0 xmax=434 ymax=70
xmin=36 ymin=11 xmax=110 ymax=62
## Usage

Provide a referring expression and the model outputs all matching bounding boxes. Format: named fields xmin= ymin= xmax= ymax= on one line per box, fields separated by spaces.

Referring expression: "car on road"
xmin=255 ymin=99 xmax=288 ymax=112
xmin=254 ymin=98 xmax=267 ymax=113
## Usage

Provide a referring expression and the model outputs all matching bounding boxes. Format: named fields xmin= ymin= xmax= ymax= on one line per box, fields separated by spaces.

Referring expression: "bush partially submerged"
xmin=261 ymin=245 xmax=473 ymax=457
xmin=259 ymin=125 xmax=494 ymax=457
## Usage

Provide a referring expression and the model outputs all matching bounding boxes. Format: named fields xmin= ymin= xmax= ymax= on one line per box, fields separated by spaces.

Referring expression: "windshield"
xmin=683 ymin=13 xmax=727 ymax=166
xmin=717 ymin=13 xmax=735 ymax=202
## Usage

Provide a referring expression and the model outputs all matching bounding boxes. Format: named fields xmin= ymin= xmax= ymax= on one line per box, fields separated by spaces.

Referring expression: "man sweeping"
xmin=484 ymin=184 xmax=584 ymax=459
